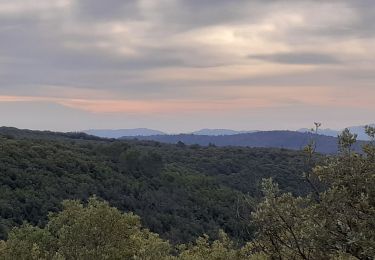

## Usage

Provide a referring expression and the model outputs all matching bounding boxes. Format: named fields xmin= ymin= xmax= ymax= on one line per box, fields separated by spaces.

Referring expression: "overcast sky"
xmin=0 ymin=0 xmax=374 ymax=132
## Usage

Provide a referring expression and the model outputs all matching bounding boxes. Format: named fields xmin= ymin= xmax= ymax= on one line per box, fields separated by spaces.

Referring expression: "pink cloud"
xmin=1 ymin=86 xmax=374 ymax=116
xmin=58 ymin=98 xmax=275 ymax=114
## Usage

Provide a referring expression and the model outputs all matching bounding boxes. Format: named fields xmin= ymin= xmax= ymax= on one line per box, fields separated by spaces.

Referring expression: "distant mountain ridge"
xmin=298 ymin=124 xmax=374 ymax=141
xmin=0 ymin=126 xmax=369 ymax=154
xmin=83 ymin=124 xmax=373 ymax=153
xmin=86 ymin=124 xmax=374 ymax=140
xmin=121 ymin=131 xmax=367 ymax=154
xmin=191 ymin=129 xmax=256 ymax=136
xmin=85 ymin=128 xmax=254 ymax=138
xmin=84 ymin=128 xmax=166 ymax=138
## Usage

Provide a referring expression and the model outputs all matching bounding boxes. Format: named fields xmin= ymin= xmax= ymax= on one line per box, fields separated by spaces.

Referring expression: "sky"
xmin=0 ymin=0 xmax=374 ymax=133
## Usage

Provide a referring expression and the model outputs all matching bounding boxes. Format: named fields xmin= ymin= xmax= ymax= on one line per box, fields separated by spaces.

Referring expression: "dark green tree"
xmin=251 ymin=127 xmax=375 ymax=259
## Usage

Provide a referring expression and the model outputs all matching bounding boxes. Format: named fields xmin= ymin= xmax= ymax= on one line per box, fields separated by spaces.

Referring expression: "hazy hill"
xmin=191 ymin=129 xmax=255 ymax=136
xmin=84 ymin=124 xmax=374 ymax=141
xmin=84 ymin=128 xmax=166 ymax=138
xmin=298 ymin=124 xmax=375 ymax=141
xmin=85 ymin=128 xmax=253 ymax=138
xmin=347 ymin=124 xmax=375 ymax=140
xmin=85 ymin=124 xmax=374 ymax=141
xmin=121 ymin=131 xmax=366 ymax=154
xmin=298 ymin=128 xmax=340 ymax=137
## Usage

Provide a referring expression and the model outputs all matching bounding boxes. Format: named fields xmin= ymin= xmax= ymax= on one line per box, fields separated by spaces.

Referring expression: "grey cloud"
xmin=73 ymin=0 xmax=140 ymax=21
xmin=160 ymin=0 xmax=261 ymax=29
xmin=248 ymin=52 xmax=341 ymax=65
xmin=0 ymin=0 xmax=374 ymax=133
xmin=0 ymin=16 xmax=187 ymax=92
xmin=0 ymin=0 xmax=373 ymax=100
xmin=346 ymin=0 xmax=375 ymax=36
xmin=72 ymin=0 xmax=257 ymax=29
xmin=288 ymin=0 xmax=375 ymax=39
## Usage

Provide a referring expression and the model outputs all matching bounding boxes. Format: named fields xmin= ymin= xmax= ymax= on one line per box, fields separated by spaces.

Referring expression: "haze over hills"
xmin=121 ymin=131 xmax=366 ymax=154
xmin=191 ymin=129 xmax=256 ymax=136
xmin=84 ymin=128 xmax=253 ymax=137
xmin=298 ymin=124 xmax=375 ymax=141
xmin=1 ymin=126 xmax=367 ymax=155
xmin=82 ymin=124 xmax=372 ymax=154
xmin=298 ymin=128 xmax=340 ymax=138
xmin=85 ymin=124 xmax=373 ymax=140
xmin=84 ymin=128 xmax=166 ymax=138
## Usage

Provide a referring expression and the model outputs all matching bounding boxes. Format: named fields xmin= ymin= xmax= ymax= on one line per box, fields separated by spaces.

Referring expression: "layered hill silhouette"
xmin=298 ymin=124 xmax=374 ymax=141
xmin=121 ymin=131 xmax=366 ymax=154
xmin=84 ymin=128 xmax=166 ymax=138
xmin=190 ymin=129 xmax=255 ymax=135
xmin=0 ymin=126 xmax=366 ymax=154
xmin=85 ymin=124 xmax=373 ymax=141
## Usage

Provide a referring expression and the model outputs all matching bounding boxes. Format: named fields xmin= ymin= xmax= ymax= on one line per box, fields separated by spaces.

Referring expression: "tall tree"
xmin=250 ymin=127 xmax=375 ymax=259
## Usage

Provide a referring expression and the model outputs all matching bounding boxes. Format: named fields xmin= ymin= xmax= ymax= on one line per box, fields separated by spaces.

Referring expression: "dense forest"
xmin=0 ymin=127 xmax=310 ymax=244
xmin=0 ymin=126 xmax=374 ymax=259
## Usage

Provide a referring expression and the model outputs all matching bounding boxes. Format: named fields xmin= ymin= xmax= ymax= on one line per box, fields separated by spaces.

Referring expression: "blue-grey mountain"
xmin=84 ymin=128 xmax=166 ymax=138
xmin=121 ymin=131 xmax=366 ymax=154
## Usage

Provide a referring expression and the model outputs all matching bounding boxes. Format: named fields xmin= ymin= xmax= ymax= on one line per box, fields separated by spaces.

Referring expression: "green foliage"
xmin=176 ymin=231 xmax=267 ymax=260
xmin=0 ymin=224 xmax=56 ymax=260
xmin=251 ymin=128 xmax=375 ymax=259
xmin=0 ymin=198 xmax=171 ymax=260
xmin=177 ymin=231 xmax=241 ymax=260
xmin=0 ymin=198 xmax=269 ymax=260
xmin=0 ymin=130 xmax=309 ymax=243
xmin=0 ymin=125 xmax=374 ymax=259
xmin=338 ymin=128 xmax=358 ymax=154
xmin=251 ymin=179 xmax=325 ymax=259
xmin=3 ymin=127 xmax=373 ymax=259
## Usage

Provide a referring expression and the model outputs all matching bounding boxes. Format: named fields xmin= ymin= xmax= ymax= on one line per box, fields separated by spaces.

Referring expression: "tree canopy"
xmin=0 ymin=129 xmax=309 ymax=243
xmin=249 ymin=127 xmax=375 ymax=259
xmin=0 ymin=127 xmax=374 ymax=259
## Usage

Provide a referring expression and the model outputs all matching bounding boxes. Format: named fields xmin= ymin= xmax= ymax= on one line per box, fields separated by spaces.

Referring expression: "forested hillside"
xmin=0 ymin=127 xmax=104 ymax=141
xmin=0 ymin=127 xmax=374 ymax=259
xmin=0 ymin=127 xmax=311 ymax=244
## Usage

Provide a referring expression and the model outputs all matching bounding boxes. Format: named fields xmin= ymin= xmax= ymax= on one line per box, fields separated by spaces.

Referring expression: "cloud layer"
xmin=0 ymin=0 xmax=374 ymax=131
